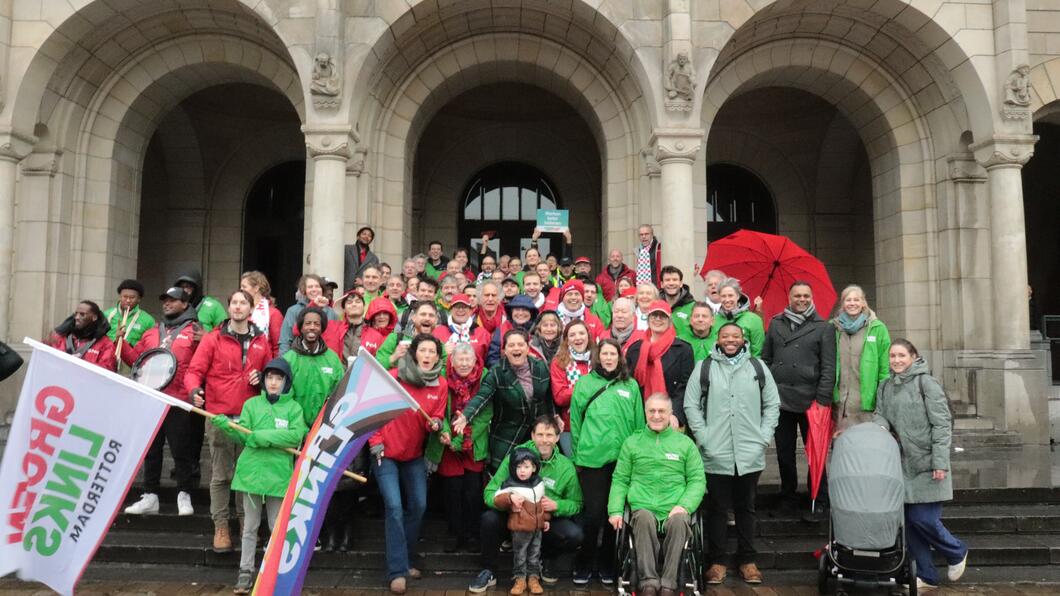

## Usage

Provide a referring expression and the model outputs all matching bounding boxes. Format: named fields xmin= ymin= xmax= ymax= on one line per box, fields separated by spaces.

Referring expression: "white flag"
xmin=0 ymin=339 xmax=170 ymax=595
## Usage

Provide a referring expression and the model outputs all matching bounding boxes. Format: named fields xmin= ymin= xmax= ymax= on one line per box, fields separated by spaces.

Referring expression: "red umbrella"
xmin=804 ymin=400 xmax=834 ymax=511
xmin=699 ymin=230 xmax=837 ymax=325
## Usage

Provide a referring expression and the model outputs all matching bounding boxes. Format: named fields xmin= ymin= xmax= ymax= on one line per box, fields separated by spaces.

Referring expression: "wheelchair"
xmin=614 ymin=504 xmax=705 ymax=596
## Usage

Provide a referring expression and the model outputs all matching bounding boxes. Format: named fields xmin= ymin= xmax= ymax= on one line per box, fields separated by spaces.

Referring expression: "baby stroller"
xmin=818 ymin=422 xmax=915 ymax=595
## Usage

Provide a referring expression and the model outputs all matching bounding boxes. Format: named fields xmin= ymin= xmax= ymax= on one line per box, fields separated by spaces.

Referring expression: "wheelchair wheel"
xmin=906 ymin=559 xmax=917 ymax=596
xmin=614 ymin=526 xmax=636 ymax=595
xmin=817 ymin=553 xmax=831 ymax=594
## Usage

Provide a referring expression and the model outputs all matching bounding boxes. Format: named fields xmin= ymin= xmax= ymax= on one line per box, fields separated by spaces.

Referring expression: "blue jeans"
xmin=905 ymin=502 xmax=967 ymax=585
xmin=374 ymin=457 xmax=428 ymax=580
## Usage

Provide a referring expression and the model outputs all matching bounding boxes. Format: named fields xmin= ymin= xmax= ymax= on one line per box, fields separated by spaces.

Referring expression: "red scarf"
xmin=634 ymin=326 xmax=675 ymax=397
xmin=445 ymin=357 xmax=484 ymax=447
xmin=476 ymin=306 xmax=504 ymax=335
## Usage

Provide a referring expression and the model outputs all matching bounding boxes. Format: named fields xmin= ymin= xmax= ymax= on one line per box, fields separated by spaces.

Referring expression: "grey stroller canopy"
xmin=828 ymin=422 xmax=905 ymax=550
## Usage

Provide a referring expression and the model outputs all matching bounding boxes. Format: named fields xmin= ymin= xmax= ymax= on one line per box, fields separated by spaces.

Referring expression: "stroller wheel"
xmin=906 ymin=559 xmax=917 ymax=596
xmin=817 ymin=553 xmax=831 ymax=594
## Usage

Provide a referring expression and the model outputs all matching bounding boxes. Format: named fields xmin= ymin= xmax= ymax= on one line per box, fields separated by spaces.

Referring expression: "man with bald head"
xmin=595 ymin=249 xmax=635 ymax=301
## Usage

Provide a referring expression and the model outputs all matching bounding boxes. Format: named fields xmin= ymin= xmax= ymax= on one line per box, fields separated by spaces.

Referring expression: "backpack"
xmin=698 ymin=357 xmax=767 ymax=417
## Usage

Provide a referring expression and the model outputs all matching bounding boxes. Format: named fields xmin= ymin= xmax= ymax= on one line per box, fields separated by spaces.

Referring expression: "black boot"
xmin=339 ymin=521 xmax=355 ymax=552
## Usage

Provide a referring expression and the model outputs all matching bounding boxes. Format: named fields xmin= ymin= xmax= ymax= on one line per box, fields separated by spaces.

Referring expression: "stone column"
xmin=304 ymin=129 xmax=352 ymax=290
xmin=651 ymin=129 xmax=703 ymax=278
xmin=972 ymin=136 xmax=1036 ymax=350
xmin=0 ymin=133 xmax=34 ymax=341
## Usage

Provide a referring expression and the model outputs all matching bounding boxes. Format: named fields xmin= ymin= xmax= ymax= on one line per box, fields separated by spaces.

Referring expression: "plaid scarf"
xmin=782 ymin=303 xmax=816 ymax=330
xmin=566 ymin=348 xmax=591 ymax=385
xmin=448 ymin=315 xmax=473 ymax=343
xmin=636 ymin=244 xmax=652 ymax=285
xmin=557 ymin=303 xmax=586 ymax=327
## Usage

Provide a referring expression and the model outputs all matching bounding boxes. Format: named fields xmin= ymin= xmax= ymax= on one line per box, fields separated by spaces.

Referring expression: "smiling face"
xmin=843 ymin=289 xmax=866 ymax=316
xmin=524 ymin=248 xmax=540 ymax=267
xmin=535 ymin=262 xmax=552 ymax=282
xmin=386 ymin=276 xmax=406 ymax=299
xmin=358 ymin=228 xmax=374 ymax=244
xmin=562 ymin=289 xmax=583 ymax=311
xmin=413 ymin=305 xmax=438 ymax=333
xmin=536 ymin=316 xmax=560 ymax=341
xmin=645 ymin=395 xmax=671 ymax=432
xmin=481 ymin=255 xmax=496 ymax=273
xmin=503 ymin=332 xmax=529 ymax=366
xmin=428 ymin=243 xmax=443 ymax=259
xmin=717 ymin=324 xmax=745 ymax=356
xmin=362 ymin=268 xmax=382 ymax=292
xmin=441 ymin=279 xmax=458 ymax=302
xmin=690 ymin=305 xmax=713 ymax=336
xmin=452 ymin=349 xmax=476 ymax=377
xmin=608 ymin=250 xmax=623 ymax=267
xmin=343 ymin=296 xmax=365 ymax=322
xmin=508 ymin=257 xmax=521 ymax=272
xmin=648 ymin=311 xmax=670 ymax=335
xmin=416 ymin=282 xmax=437 ymax=303
xmin=583 ymin=283 xmax=598 ymax=305
xmin=890 ymin=343 xmax=915 ymax=374
xmin=300 ymin=312 xmax=323 ymax=343
xmin=305 ymin=278 xmax=323 ymax=301
xmin=636 ymin=285 xmax=657 ymax=309
xmin=522 ymin=274 xmax=542 ymax=298
xmin=450 ymin=302 xmax=472 ymax=324
xmin=510 ymin=307 xmax=532 ymax=326
xmin=616 ymin=278 xmax=634 ymax=295
xmin=661 ymin=272 xmax=682 ymax=296
xmin=789 ymin=284 xmax=813 ymax=313
xmin=719 ymin=286 xmax=740 ymax=311
xmin=372 ymin=312 xmax=392 ymax=330
xmin=161 ymin=296 xmax=186 ymax=317
xmin=566 ymin=324 xmax=589 ymax=352
xmin=402 ymin=259 xmax=417 ymax=279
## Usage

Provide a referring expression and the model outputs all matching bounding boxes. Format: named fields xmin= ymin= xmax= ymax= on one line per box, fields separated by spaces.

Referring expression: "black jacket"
xmin=761 ymin=311 xmax=836 ymax=412
xmin=624 ymin=337 xmax=694 ymax=426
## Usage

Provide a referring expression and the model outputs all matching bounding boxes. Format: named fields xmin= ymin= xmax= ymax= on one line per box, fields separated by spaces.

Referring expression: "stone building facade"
xmin=0 ymin=0 xmax=1056 ymax=442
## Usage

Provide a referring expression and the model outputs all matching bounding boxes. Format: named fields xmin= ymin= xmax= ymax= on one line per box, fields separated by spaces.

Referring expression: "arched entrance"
xmin=243 ymin=162 xmax=306 ymax=311
xmin=705 ymin=87 xmax=874 ymax=302
xmin=137 ymin=83 xmax=304 ymax=300
xmin=413 ymin=83 xmax=601 ymax=262
xmin=458 ymin=162 xmax=561 ymax=258
xmin=1022 ymin=116 xmax=1060 ymax=382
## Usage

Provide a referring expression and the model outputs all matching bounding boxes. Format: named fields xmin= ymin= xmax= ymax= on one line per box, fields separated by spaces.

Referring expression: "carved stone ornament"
xmin=970 ymin=135 xmax=1038 ymax=169
xmin=1002 ymin=64 xmax=1032 ymax=120
xmin=650 ymin=129 xmax=704 ymax=164
xmin=305 ymin=134 xmax=352 ymax=160
xmin=640 ymin=146 xmax=661 ymax=176
xmin=310 ymin=52 xmax=341 ymax=110
xmin=664 ymin=52 xmax=695 ymax=112
xmin=347 ymin=146 xmax=368 ymax=176
xmin=946 ymin=154 xmax=986 ymax=182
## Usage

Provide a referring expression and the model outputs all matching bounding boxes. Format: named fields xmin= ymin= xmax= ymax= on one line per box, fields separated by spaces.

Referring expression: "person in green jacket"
xmin=569 ymin=338 xmax=643 ymax=584
xmin=710 ymin=278 xmax=765 ymax=357
xmin=375 ymin=301 xmax=447 ymax=371
xmin=210 ymin=356 xmax=308 ymax=594
xmin=582 ymin=278 xmax=612 ymax=328
xmin=468 ymin=418 xmax=584 ymax=593
xmin=660 ymin=266 xmax=696 ymax=338
xmin=606 ymin=394 xmax=705 ymax=596
xmin=104 ymin=279 xmax=156 ymax=349
xmin=677 ymin=302 xmax=717 ymax=361
xmin=832 ymin=284 xmax=891 ymax=431
xmin=282 ymin=306 xmax=343 ymax=427
xmin=683 ymin=323 xmax=779 ymax=585
xmin=175 ymin=271 xmax=226 ymax=332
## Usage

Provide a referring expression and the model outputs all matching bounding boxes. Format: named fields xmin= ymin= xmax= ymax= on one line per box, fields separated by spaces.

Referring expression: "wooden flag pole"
xmin=188 ymin=406 xmax=367 ymax=483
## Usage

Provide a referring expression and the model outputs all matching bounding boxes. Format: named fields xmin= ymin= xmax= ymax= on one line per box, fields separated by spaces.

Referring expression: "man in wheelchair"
xmin=607 ymin=393 xmax=706 ymax=596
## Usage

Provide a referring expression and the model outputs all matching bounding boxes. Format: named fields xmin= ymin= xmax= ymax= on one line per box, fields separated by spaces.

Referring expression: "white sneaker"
xmin=177 ymin=491 xmax=194 ymax=516
xmin=901 ymin=579 xmax=938 ymax=591
xmin=124 ymin=493 xmax=159 ymax=515
xmin=947 ymin=552 xmax=968 ymax=582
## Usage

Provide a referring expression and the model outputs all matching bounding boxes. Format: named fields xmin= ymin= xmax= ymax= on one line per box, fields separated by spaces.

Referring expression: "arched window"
xmin=459 ymin=162 xmax=560 ymax=257
xmin=706 ymin=163 xmax=776 ymax=240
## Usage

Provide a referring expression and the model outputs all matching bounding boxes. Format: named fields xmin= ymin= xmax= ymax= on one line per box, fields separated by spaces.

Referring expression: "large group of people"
xmin=48 ymin=223 xmax=966 ymax=594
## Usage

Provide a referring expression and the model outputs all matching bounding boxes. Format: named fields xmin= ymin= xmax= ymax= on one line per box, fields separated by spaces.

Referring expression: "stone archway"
xmin=6 ymin=0 xmax=305 ymax=342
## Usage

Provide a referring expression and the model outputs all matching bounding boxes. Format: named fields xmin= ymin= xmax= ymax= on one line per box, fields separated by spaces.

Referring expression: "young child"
xmin=210 ymin=357 xmax=308 ymax=594
xmin=493 ymin=447 xmax=551 ymax=595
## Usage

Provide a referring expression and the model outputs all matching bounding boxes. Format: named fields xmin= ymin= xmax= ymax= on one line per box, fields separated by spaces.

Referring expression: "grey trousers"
xmin=511 ymin=529 xmax=543 ymax=578
xmin=240 ymin=493 xmax=282 ymax=572
xmin=207 ymin=423 xmax=244 ymax=527
xmin=631 ymin=509 xmax=691 ymax=591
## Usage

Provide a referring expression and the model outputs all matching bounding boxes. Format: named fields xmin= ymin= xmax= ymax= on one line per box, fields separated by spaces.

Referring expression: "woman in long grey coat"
xmin=873 ymin=338 xmax=967 ymax=590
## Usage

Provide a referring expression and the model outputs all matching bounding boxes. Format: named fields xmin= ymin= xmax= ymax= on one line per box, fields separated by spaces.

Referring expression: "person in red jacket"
xmin=596 ymin=249 xmax=636 ymax=302
xmin=548 ymin=320 xmax=595 ymax=434
xmin=554 ymin=280 xmax=605 ymax=340
xmin=436 ymin=295 xmax=492 ymax=364
xmin=240 ymin=271 xmax=283 ymax=356
xmin=323 ymin=290 xmax=367 ymax=361
xmin=48 ymin=300 xmax=117 ymax=371
xmin=122 ymin=286 xmax=201 ymax=518
xmin=475 ymin=280 xmax=505 ymax=336
xmin=185 ymin=289 xmax=271 ymax=552
xmin=361 ymin=296 xmax=397 ymax=356
xmin=370 ymin=333 xmax=446 ymax=594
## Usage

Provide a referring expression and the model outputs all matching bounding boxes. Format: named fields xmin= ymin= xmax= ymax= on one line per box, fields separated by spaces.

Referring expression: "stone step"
xmin=93 ymin=529 xmax=1060 ymax=571
xmin=954 ymin=416 xmax=994 ymax=431
xmin=111 ymin=502 xmax=1060 ymax=538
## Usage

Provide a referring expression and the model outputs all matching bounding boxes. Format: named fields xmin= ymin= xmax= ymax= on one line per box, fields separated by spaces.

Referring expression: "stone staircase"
xmin=90 ymin=482 xmax=1060 ymax=587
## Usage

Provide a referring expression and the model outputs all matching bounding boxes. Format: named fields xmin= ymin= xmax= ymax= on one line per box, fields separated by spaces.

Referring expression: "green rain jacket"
xmin=195 ymin=296 xmax=227 ymax=332
xmin=710 ymin=295 xmax=765 ymax=357
xmin=569 ymin=372 xmax=643 ymax=468
xmin=677 ymin=327 xmax=716 ymax=361
xmin=218 ymin=390 xmax=307 ymax=497
xmin=833 ymin=317 xmax=891 ymax=412
xmin=282 ymin=341 xmax=344 ymax=427
xmin=483 ymin=439 xmax=583 ymax=518
xmin=103 ymin=305 xmax=156 ymax=346
xmin=607 ymin=426 xmax=705 ymax=523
